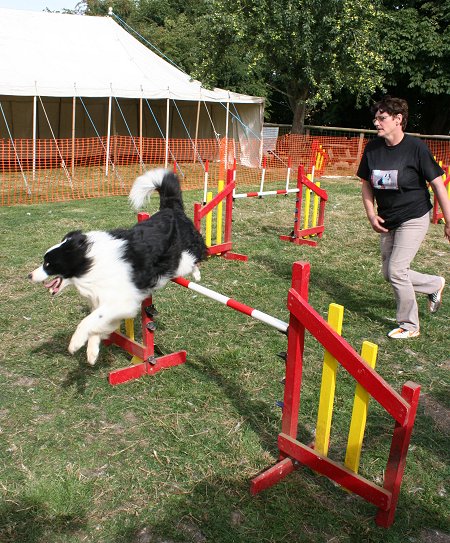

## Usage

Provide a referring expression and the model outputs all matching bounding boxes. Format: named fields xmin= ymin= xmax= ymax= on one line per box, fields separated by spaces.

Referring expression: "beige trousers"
xmin=380 ymin=212 xmax=442 ymax=332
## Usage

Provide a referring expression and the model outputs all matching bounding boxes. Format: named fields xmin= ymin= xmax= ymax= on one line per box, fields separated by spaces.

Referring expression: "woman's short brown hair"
xmin=371 ymin=96 xmax=408 ymax=130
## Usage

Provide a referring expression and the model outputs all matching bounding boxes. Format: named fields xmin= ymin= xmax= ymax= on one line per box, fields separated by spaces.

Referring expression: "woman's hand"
xmin=369 ymin=215 xmax=389 ymax=233
xmin=444 ymin=222 xmax=450 ymax=242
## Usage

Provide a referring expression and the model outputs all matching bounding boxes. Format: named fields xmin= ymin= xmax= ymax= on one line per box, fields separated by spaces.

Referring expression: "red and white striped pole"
xmin=172 ymin=277 xmax=288 ymax=333
xmin=233 ymin=188 xmax=299 ymax=199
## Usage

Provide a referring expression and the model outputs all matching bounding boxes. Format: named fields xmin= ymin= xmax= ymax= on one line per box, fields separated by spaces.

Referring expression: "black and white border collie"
xmin=28 ymin=169 xmax=207 ymax=365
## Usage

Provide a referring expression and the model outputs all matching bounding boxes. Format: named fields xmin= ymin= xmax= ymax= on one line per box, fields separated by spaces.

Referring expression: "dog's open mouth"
xmin=44 ymin=276 xmax=63 ymax=295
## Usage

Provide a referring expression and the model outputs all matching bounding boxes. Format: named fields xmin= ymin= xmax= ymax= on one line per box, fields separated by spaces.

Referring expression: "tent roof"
xmin=0 ymin=8 xmax=263 ymax=104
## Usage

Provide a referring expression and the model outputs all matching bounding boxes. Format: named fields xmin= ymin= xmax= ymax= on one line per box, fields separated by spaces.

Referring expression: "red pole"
xmin=281 ymin=261 xmax=309 ymax=437
xmin=376 ymin=382 xmax=421 ymax=527
xmin=293 ymin=165 xmax=304 ymax=237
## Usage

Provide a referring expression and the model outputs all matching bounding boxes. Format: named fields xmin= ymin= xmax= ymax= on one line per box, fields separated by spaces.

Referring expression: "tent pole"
xmin=139 ymin=97 xmax=143 ymax=172
xmin=32 ymin=96 xmax=37 ymax=182
xmin=224 ymin=100 xmax=230 ymax=171
xmin=71 ymin=96 xmax=76 ymax=178
xmin=165 ymin=97 xmax=170 ymax=168
xmin=106 ymin=95 xmax=112 ymax=176
xmin=193 ymin=99 xmax=200 ymax=164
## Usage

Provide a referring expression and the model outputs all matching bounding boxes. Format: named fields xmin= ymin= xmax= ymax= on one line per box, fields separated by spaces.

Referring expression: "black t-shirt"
xmin=357 ymin=134 xmax=444 ymax=230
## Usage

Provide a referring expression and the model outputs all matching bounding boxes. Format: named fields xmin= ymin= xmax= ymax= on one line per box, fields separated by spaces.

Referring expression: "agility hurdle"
xmin=279 ymin=164 xmax=328 ymax=247
xmin=193 ymin=168 xmax=248 ymax=261
xmin=310 ymin=139 xmax=328 ymax=177
xmin=250 ymin=261 xmax=420 ymax=528
xmin=232 ymin=158 xmax=328 ymax=247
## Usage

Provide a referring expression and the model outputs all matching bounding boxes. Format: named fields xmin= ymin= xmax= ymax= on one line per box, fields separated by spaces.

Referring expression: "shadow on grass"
xmin=0 ymin=497 xmax=86 ymax=543
xmin=30 ymin=331 xmax=114 ymax=394
xmin=251 ymin=251 xmax=393 ymax=326
xmin=186 ymin=355 xmax=313 ymax=456
xmin=109 ymin=468 xmax=448 ymax=543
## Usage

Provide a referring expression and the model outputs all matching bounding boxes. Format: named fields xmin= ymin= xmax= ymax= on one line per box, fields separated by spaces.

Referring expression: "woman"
xmin=357 ymin=96 xmax=450 ymax=339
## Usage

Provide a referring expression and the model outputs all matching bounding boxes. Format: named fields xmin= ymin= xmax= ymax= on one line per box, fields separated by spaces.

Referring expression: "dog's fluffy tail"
xmin=129 ymin=168 xmax=184 ymax=211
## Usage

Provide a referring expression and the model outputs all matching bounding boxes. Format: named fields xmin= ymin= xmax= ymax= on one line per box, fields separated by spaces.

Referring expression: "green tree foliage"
xmin=380 ymin=0 xmax=450 ymax=133
xmin=75 ymin=0 xmax=449 ymax=133
xmin=196 ymin=0 xmax=389 ymax=133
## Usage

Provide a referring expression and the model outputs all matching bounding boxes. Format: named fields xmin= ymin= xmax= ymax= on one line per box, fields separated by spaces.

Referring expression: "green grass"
xmin=0 ymin=178 xmax=449 ymax=543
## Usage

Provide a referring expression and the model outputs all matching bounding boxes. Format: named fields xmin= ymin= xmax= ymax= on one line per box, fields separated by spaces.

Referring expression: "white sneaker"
xmin=428 ymin=277 xmax=445 ymax=313
xmin=387 ymin=327 xmax=420 ymax=339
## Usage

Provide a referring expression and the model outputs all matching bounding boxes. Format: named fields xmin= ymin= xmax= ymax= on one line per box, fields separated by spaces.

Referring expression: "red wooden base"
xmin=207 ymin=243 xmax=248 ymax=262
xmin=279 ymin=234 xmax=318 ymax=247
xmin=108 ymin=350 xmax=187 ymax=386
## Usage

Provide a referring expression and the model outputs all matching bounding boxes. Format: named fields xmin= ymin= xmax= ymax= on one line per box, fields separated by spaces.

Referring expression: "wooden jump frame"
xmin=193 ymin=168 xmax=248 ymax=261
xmin=280 ymin=164 xmax=328 ymax=247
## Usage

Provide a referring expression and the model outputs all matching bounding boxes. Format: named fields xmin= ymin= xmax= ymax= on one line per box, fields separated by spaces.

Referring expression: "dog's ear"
xmin=62 ymin=230 xmax=83 ymax=242
xmin=62 ymin=230 xmax=88 ymax=250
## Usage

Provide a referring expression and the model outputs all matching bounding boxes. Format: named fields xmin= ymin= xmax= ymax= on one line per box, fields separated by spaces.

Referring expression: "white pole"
xmin=32 ymin=95 xmax=37 ymax=182
xmin=139 ymin=96 xmax=143 ymax=172
xmin=193 ymin=99 xmax=201 ymax=163
xmin=106 ymin=95 xmax=112 ymax=176
xmin=225 ymin=99 xmax=230 ymax=169
xmin=71 ymin=96 xmax=76 ymax=178
xmin=165 ymin=96 xmax=170 ymax=168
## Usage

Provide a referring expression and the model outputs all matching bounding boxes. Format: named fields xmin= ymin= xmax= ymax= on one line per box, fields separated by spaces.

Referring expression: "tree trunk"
xmin=291 ymin=101 xmax=307 ymax=134
xmin=288 ymin=85 xmax=309 ymax=134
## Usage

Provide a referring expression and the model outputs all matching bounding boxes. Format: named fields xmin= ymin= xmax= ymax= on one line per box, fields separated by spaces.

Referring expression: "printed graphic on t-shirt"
xmin=371 ymin=169 xmax=399 ymax=190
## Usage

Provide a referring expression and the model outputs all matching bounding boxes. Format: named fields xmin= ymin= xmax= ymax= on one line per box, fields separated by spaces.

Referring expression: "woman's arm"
xmin=361 ymin=179 xmax=388 ymax=233
xmin=429 ymin=175 xmax=450 ymax=242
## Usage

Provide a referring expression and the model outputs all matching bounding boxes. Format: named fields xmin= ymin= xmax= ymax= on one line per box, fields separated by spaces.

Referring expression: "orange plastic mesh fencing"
xmin=1 ymin=134 xmax=449 ymax=206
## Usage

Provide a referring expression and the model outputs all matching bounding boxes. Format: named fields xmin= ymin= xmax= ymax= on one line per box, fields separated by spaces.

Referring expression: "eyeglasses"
xmin=372 ymin=115 xmax=391 ymax=124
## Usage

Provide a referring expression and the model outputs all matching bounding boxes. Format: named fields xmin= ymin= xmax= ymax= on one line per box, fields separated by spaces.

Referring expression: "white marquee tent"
xmin=0 ymin=8 xmax=264 ymax=168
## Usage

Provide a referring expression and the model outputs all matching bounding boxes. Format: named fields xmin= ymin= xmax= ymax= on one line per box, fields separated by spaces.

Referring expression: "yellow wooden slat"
xmin=312 ymin=181 xmax=321 ymax=228
xmin=314 ymin=303 xmax=344 ymax=456
xmin=344 ymin=341 xmax=378 ymax=473
xmin=205 ymin=191 xmax=213 ymax=247
xmin=216 ymin=179 xmax=224 ymax=245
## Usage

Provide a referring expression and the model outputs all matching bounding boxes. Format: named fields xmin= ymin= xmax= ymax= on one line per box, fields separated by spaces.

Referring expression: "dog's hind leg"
xmin=192 ymin=264 xmax=201 ymax=282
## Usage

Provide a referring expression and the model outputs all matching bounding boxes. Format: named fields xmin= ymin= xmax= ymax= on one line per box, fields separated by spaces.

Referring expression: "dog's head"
xmin=28 ymin=230 xmax=92 ymax=295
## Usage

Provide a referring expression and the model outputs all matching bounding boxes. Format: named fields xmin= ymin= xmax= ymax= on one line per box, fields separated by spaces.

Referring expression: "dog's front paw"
xmin=86 ymin=336 xmax=101 ymax=366
xmin=68 ymin=331 xmax=87 ymax=355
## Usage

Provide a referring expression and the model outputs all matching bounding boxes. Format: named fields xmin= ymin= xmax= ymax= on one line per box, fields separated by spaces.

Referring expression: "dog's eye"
xmin=44 ymin=262 xmax=50 ymax=269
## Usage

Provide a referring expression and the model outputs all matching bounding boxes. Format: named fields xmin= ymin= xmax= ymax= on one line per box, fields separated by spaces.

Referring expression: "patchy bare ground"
xmin=133 ymin=519 xmax=207 ymax=543
xmin=419 ymin=393 xmax=450 ymax=434
xmin=420 ymin=529 xmax=450 ymax=543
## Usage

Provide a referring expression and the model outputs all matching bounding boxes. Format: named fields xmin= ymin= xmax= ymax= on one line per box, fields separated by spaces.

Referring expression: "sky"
xmin=0 ymin=0 xmax=80 ymax=11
